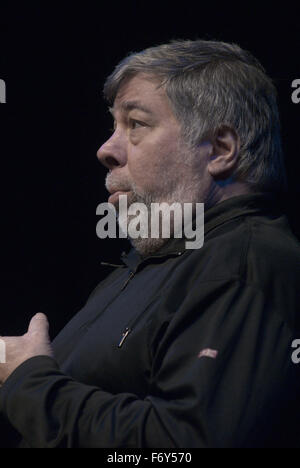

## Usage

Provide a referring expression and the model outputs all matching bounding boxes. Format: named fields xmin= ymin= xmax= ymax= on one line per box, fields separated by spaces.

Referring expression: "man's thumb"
xmin=28 ymin=313 xmax=49 ymax=335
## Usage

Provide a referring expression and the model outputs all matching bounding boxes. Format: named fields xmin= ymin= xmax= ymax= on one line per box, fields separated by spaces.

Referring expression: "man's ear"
xmin=207 ymin=125 xmax=240 ymax=179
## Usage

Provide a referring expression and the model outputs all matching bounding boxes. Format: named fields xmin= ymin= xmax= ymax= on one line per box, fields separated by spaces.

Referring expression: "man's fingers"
xmin=27 ymin=313 xmax=49 ymax=336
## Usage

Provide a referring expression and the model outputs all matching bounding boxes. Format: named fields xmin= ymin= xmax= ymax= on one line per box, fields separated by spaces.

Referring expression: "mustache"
xmin=104 ymin=171 xmax=157 ymax=207
xmin=105 ymin=171 xmax=133 ymax=193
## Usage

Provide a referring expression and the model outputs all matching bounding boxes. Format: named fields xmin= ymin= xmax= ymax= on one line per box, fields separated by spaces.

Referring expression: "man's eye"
xmin=129 ymin=119 xmax=145 ymax=130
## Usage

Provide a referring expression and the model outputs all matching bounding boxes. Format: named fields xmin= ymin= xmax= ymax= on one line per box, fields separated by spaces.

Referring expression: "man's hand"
xmin=0 ymin=313 xmax=53 ymax=385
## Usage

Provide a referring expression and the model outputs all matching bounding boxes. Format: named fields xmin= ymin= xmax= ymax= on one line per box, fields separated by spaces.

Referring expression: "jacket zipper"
xmin=79 ymin=269 xmax=133 ymax=332
xmin=117 ymin=250 xmax=185 ymax=348
xmin=118 ymin=327 xmax=132 ymax=348
xmin=121 ymin=271 xmax=135 ymax=291
xmin=82 ymin=250 xmax=185 ymax=346
xmin=117 ymin=288 xmax=166 ymax=349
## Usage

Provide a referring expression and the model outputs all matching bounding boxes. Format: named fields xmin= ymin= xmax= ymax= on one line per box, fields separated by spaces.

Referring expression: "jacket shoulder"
xmin=244 ymin=215 xmax=300 ymax=287
xmin=191 ymin=213 xmax=300 ymax=288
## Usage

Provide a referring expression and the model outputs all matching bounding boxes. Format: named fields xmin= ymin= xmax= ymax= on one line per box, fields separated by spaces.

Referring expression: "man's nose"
xmin=96 ymin=133 xmax=127 ymax=170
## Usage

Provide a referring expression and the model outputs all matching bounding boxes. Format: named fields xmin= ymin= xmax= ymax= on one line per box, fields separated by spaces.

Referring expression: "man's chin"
xmin=128 ymin=235 xmax=169 ymax=257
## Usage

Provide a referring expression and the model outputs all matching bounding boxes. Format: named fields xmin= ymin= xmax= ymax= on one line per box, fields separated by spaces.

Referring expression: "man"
xmin=0 ymin=39 xmax=299 ymax=448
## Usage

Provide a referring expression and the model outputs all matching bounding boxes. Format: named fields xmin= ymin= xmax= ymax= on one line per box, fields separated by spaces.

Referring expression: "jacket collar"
xmin=120 ymin=192 xmax=282 ymax=268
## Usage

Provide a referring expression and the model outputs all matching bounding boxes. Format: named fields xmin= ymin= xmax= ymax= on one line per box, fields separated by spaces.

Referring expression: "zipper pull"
xmin=121 ymin=271 xmax=135 ymax=291
xmin=118 ymin=327 xmax=132 ymax=348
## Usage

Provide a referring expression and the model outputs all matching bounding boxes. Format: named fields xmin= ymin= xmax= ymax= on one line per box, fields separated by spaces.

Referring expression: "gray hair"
xmin=103 ymin=39 xmax=287 ymax=193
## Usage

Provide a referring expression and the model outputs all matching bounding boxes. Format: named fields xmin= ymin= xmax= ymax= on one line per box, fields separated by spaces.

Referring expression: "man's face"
xmin=97 ymin=73 xmax=211 ymax=208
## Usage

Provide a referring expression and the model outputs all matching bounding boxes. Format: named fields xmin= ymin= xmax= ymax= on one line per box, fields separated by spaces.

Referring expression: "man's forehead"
xmin=110 ymin=74 xmax=165 ymax=115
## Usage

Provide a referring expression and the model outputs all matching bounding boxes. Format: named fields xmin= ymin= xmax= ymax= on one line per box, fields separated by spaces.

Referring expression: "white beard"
xmin=104 ymin=148 xmax=202 ymax=257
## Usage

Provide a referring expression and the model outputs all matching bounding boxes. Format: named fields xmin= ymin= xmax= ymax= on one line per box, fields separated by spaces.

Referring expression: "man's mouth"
xmin=108 ymin=190 xmax=131 ymax=205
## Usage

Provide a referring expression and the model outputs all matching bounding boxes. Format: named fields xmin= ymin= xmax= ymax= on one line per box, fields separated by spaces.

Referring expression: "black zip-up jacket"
xmin=0 ymin=193 xmax=300 ymax=448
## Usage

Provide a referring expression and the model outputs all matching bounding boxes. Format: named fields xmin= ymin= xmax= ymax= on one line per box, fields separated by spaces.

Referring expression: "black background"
xmin=0 ymin=2 xmax=299 ymax=343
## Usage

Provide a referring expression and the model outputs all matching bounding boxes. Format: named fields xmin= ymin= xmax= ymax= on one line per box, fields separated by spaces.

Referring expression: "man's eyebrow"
xmin=109 ymin=101 xmax=154 ymax=117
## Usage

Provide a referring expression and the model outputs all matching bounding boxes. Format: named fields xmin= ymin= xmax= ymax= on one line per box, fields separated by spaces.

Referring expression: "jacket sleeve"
xmin=0 ymin=277 xmax=299 ymax=448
